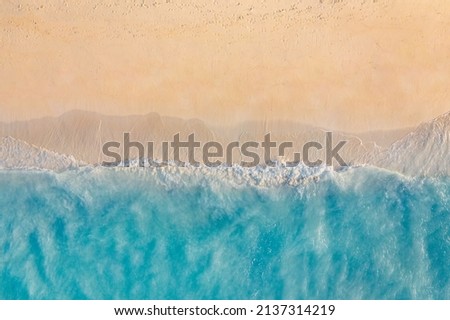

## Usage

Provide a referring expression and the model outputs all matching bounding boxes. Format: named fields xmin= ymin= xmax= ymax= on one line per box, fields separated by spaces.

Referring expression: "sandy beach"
xmin=1 ymin=0 xmax=449 ymax=132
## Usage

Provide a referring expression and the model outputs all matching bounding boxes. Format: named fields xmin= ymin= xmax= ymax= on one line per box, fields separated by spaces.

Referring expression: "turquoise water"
xmin=0 ymin=167 xmax=449 ymax=299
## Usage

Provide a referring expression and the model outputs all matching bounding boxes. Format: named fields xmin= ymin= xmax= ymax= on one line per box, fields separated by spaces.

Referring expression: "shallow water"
xmin=0 ymin=167 xmax=449 ymax=299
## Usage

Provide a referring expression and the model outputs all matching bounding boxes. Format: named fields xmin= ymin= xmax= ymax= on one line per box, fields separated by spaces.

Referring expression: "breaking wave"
xmin=0 ymin=165 xmax=449 ymax=299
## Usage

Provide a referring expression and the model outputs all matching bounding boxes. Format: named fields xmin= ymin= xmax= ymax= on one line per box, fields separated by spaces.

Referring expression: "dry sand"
xmin=1 ymin=0 xmax=449 ymax=132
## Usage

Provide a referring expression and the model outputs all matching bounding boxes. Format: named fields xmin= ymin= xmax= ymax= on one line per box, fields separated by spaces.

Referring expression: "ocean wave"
xmin=0 ymin=166 xmax=449 ymax=299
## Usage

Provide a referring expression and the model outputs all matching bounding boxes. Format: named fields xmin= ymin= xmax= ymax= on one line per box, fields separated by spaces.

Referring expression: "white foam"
xmin=0 ymin=136 xmax=81 ymax=171
xmin=364 ymin=112 xmax=450 ymax=177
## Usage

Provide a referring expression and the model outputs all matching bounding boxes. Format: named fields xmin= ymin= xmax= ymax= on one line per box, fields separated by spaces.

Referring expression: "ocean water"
xmin=0 ymin=166 xmax=449 ymax=299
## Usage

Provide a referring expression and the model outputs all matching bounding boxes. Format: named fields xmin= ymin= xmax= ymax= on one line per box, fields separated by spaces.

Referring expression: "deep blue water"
xmin=0 ymin=167 xmax=449 ymax=299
